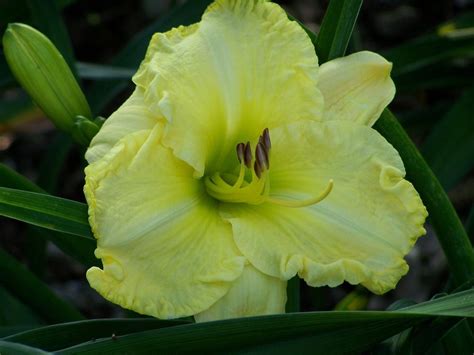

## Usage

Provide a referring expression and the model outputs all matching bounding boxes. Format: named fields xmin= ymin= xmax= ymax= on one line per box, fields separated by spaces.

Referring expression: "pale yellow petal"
xmin=133 ymin=0 xmax=323 ymax=176
xmin=319 ymin=51 xmax=395 ymax=126
xmin=222 ymin=121 xmax=427 ymax=294
xmin=85 ymin=87 xmax=161 ymax=164
xmin=84 ymin=124 xmax=245 ymax=319
xmin=194 ymin=263 xmax=287 ymax=322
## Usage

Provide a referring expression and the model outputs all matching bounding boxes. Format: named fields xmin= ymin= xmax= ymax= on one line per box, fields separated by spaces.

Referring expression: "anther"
xmin=256 ymin=143 xmax=269 ymax=170
xmin=236 ymin=143 xmax=245 ymax=164
xmin=254 ymin=160 xmax=262 ymax=178
xmin=262 ymin=128 xmax=271 ymax=150
xmin=244 ymin=142 xmax=252 ymax=168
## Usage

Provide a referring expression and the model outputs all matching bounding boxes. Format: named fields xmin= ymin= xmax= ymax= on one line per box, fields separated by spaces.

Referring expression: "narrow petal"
xmin=194 ymin=263 xmax=287 ymax=322
xmin=133 ymin=0 xmax=323 ymax=176
xmin=222 ymin=121 xmax=427 ymax=294
xmin=85 ymin=124 xmax=245 ymax=318
xmin=85 ymin=87 xmax=161 ymax=164
xmin=318 ymin=51 xmax=395 ymax=126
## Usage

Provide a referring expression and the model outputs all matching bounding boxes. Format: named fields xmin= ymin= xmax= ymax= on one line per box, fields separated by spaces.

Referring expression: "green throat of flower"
xmin=205 ymin=128 xmax=334 ymax=207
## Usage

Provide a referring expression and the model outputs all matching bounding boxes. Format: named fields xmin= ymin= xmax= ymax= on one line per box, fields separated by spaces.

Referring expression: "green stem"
xmin=285 ymin=277 xmax=300 ymax=313
xmin=374 ymin=110 xmax=474 ymax=285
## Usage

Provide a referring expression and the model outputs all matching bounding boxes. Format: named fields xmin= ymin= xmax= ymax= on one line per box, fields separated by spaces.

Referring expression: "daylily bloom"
xmin=84 ymin=0 xmax=427 ymax=321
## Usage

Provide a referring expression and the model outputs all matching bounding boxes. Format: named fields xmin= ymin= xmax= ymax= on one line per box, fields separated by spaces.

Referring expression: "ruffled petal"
xmin=84 ymin=124 xmax=245 ymax=319
xmin=194 ymin=263 xmax=287 ymax=322
xmin=133 ymin=0 xmax=323 ymax=176
xmin=85 ymin=87 xmax=161 ymax=164
xmin=318 ymin=51 xmax=395 ymax=126
xmin=222 ymin=121 xmax=427 ymax=294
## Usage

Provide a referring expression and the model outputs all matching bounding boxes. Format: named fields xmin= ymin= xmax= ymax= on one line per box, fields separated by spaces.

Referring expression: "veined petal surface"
xmin=319 ymin=51 xmax=395 ymax=126
xmin=195 ymin=263 xmax=287 ymax=322
xmin=85 ymin=87 xmax=161 ymax=164
xmin=84 ymin=124 xmax=245 ymax=319
xmin=222 ymin=121 xmax=427 ymax=294
xmin=133 ymin=0 xmax=323 ymax=176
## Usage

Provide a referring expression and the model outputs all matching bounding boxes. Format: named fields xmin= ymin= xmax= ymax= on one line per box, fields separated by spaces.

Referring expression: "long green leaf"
xmin=0 ymin=286 xmax=42 ymax=327
xmin=87 ymin=0 xmax=213 ymax=114
xmin=0 ymin=187 xmax=92 ymax=239
xmin=422 ymin=84 xmax=474 ymax=190
xmin=0 ymin=248 xmax=84 ymax=324
xmin=441 ymin=320 xmax=474 ymax=354
xmin=400 ymin=288 xmax=474 ymax=316
xmin=44 ymin=314 xmax=425 ymax=354
xmin=374 ymin=110 xmax=474 ymax=285
xmin=467 ymin=204 xmax=474 ymax=242
xmin=3 ymin=319 xmax=190 ymax=351
xmin=383 ymin=12 xmax=474 ymax=78
xmin=0 ymin=164 xmax=97 ymax=267
xmin=314 ymin=0 xmax=362 ymax=63
xmin=0 ymin=340 xmax=49 ymax=355
xmin=0 ymin=164 xmax=44 ymax=193
xmin=0 ymin=327 xmax=36 ymax=338
xmin=47 ymin=289 xmax=474 ymax=353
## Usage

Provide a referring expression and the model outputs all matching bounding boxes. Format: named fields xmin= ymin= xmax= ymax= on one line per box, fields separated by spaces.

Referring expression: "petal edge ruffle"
xmin=222 ymin=121 xmax=427 ymax=295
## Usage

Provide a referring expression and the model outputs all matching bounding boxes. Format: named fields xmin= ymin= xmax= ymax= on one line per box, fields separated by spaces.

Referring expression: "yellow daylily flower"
xmin=84 ymin=0 xmax=427 ymax=321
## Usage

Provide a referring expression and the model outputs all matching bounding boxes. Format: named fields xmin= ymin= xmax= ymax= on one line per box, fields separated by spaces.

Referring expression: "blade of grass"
xmin=0 ymin=187 xmax=92 ymax=239
xmin=53 ymin=289 xmax=474 ymax=354
xmin=0 ymin=340 xmax=49 ymax=355
xmin=314 ymin=0 xmax=363 ymax=63
xmin=0 ymin=326 xmax=37 ymax=338
xmin=421 ymin=84 xmax=474 ymax=190
xmin=0 ymin=286 xmax=42 ymax=326
xmin=441 ymin=320 xmax=474 ymax=354
xmin=3 ymin=319 xmax=191 ymax=351
xmin=0 ymin=163 xmax=44 ymax=193
xmin=0 ymin=164 xmax=97 ymax=266
xmin=0 ymin=248 xmax=84 ymax=323
xmin=467 ymin=204 xmax=474 ymax=243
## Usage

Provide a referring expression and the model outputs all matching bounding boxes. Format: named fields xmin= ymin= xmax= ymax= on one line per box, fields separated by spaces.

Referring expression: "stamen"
xmin=232 ymin=162 xmax=246 ymax=189
xmin=256 ymin=143 xmax=269 ymax=170
xmin=266 ymin=179 xmax=334 ymax=208
xmin=254 ymin=159 xmax=262 ymax=178
xmin=236 ymin=143 xmax=245 ymax=164
xmin=244 ymin=142 xmax=252 ymax=168
xmin=206 ymin=128 xmax=332 ymax=208
xmin=262 ymin=128 xmax=271 ymax=150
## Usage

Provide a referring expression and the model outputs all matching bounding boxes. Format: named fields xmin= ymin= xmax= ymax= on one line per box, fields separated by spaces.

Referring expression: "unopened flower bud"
xmin=3 ymin=23 xmax=92 ymax=133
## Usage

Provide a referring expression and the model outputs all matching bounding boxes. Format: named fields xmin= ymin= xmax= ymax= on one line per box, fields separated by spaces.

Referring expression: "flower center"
xmin=204 ymin=128 xmax=333 ymax=207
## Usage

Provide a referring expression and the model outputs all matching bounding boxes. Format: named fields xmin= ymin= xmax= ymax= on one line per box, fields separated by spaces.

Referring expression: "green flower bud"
xmin=2 ymin=23 xmax=92 ymax=132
